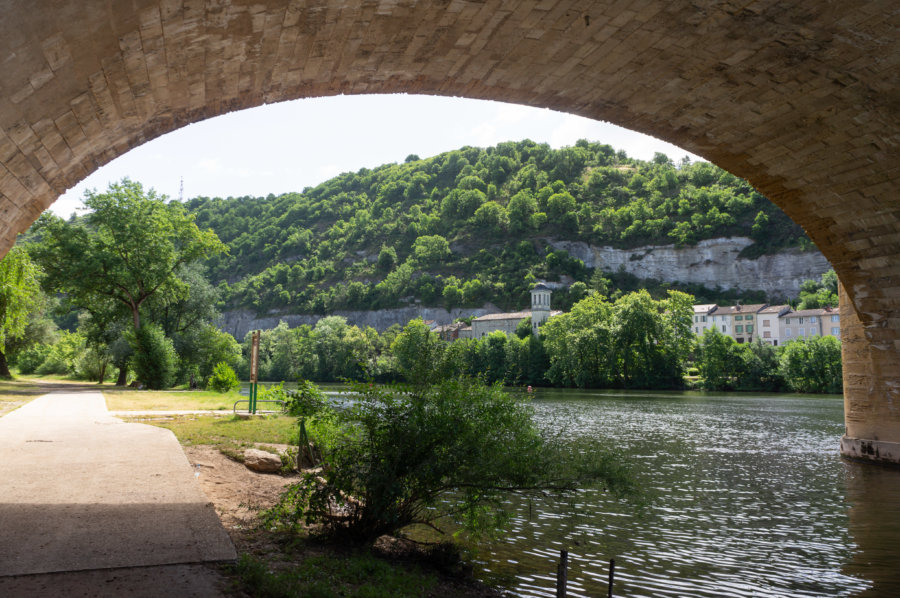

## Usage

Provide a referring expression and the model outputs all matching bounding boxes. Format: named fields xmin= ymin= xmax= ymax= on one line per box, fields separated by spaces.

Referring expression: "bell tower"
xmin=530 ymin=283 xmax=551 ymax=337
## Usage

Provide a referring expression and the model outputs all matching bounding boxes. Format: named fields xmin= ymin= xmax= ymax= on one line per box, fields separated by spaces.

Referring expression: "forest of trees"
xmin=182 ymin=140 xmax=810 ymax=316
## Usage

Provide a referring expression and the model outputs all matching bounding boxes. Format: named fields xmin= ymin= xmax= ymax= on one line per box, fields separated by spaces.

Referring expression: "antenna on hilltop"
xmin=179 ymin=176 xmax=184 ymax=202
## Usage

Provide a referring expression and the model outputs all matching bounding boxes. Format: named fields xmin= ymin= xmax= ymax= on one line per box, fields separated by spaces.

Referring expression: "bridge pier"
xmin=840 ymin=284 xmax=900 ymax=466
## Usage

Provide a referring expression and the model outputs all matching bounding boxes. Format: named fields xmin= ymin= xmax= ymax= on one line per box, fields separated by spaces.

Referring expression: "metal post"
xmin=608 ymin=558 xmax=615 ymax=598
xmin=556 ymin=549 xmax=568 ymax=598
xmin=249 ymin=330 xmax=260 ymax=414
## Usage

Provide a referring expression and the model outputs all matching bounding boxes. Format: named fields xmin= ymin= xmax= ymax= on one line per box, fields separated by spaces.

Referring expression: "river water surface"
xmin=470 ymin=389 xmax=900 ymax=597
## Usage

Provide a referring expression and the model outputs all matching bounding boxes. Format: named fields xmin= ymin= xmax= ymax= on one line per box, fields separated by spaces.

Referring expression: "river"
xmin=469 ymin=389 xmax=900 ymax=597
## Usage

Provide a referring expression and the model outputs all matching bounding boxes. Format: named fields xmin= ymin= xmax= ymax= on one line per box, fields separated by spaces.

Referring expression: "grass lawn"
xmin=103 ymin=381 xmax=303 ymax=411
xmin=231 ymin=550 xmax=445 ymax=598
xmin=130 ymin=413 xmax=298 ymax=453
xmin=103 ymin=388 xmax=244 ymax=411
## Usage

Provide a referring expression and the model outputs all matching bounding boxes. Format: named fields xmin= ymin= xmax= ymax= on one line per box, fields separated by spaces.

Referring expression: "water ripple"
xmin=467 ymin=390 xmax=881 ymax=597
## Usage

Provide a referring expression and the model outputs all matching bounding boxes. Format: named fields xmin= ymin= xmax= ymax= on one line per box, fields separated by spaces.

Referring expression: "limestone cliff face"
xmin=547 ymin=237 xmax=830 ymax=298
xmin=220 ymin=237 xmax=831 ymax=337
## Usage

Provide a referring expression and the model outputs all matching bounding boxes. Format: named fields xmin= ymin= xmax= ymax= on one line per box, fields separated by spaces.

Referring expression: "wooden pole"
xmin=556 ymin=549 xmax=568 ymax=598
xmin=608 ymin=558 xmax=615 ymax=598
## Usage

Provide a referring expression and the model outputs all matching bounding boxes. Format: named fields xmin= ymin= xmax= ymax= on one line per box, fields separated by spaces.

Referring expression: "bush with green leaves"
xmin=263 ymin=377 xmax=632 ymax=544
xmin=129 ymin=323 xmax=177 ymax=390
xmin=778 ymin=335 xmax=842 ymax=394
xmin=208 ymin=361 xmax=240 ymax=393
xmin=35 ymin=331 xmax=87 ymax=376
xmin=15 ymin=344 xmax=52 ymax=375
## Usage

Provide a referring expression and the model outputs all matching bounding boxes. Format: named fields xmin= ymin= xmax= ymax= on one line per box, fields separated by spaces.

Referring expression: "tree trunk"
xmin=0 ymin=349 xmax=11 ymax=379
xmin=116 ymin=366 xmax=128 ymax=386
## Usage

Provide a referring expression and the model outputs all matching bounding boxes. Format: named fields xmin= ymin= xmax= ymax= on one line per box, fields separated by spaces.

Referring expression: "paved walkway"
xmin=0 ymin=392 xmax=236 ymax=577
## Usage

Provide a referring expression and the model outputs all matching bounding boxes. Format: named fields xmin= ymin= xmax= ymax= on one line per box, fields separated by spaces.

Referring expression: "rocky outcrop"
xmin=547 ymin=237 xmax=830 ymax=299
xmin=220 ymin=237 xmax=831 ymax=338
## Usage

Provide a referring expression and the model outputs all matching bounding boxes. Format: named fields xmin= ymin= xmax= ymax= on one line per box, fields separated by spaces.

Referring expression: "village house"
xmin=780 ymin=307 xmax=840 ymax=342
xmin=757 ymin=305 xmax=791 ymax=345
xmin=468 ymin=283 xmax=561 ymax=339
xmin=692 ymin=304 xmax=717 ymax=336
xmin=692 ymin=302 xmax=840 ymax=346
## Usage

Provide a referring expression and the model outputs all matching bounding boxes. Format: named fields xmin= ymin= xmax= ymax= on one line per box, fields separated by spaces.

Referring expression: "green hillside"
xmin=185 ymin=139 xmax=808 ymax=315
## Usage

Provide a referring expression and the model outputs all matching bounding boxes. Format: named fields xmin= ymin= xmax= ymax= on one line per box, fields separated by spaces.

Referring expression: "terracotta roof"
xmin=693 ymin=304 xmax=717 ymax=313
xmin=715 ymin=304 xmax=768 ymax=315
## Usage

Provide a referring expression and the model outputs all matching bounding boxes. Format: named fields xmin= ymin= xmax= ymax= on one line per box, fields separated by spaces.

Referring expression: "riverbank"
xmin=182 ymin=444 xmax=504 ymax=598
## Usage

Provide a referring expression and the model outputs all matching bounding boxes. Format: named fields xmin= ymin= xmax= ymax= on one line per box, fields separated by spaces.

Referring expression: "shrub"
xmin=15 ymin=344 xmax=52 ymax=375
xmin=208 ymin=361 xmax=240 ymax=393
xmin=35 ymin=331 xmax=86 ymax=376
xmin=129 ymin=323 xmax=177 ymax=390
xmin=263 ymin=377 xmax=633 ymax=543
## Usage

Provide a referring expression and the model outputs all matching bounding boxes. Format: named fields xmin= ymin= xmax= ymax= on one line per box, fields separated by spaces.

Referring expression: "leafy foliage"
xmin=541 ymin=290 xmax=694 ymax=388
xmin=0 ymin=247 xmax=41 ymax=376
xmin=697 ymin=329 xmax=839 ymax=393
xmin=778 ymin=336 xmax=842 ymax=393
xmin=796 ymin=270 xmax=838 ymax=309
xmin=175 ymin=140 xmax=807 ymax=316
xmin=129 ymin=323 xmax=178 ymax=390
xmin=31 ymin=178 xmax=226 ymax=331
xmin=263 ymin=377 xmax=632 ymax=544
xmin=209 ymin=361 xmax=241 ymax=393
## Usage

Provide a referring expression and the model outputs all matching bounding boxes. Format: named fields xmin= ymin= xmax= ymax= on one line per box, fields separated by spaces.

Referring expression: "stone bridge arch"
xmin=0 ymin=1 xmax=897 ymax=463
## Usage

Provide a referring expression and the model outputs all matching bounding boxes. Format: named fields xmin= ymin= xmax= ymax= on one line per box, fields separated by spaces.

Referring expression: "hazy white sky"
xmin=51 ymin=94 xmax=701 ymax=218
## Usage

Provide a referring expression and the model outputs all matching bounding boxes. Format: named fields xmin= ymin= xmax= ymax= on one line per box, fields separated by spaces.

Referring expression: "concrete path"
xmin=0 ymin=392 xmax=236 ymax=577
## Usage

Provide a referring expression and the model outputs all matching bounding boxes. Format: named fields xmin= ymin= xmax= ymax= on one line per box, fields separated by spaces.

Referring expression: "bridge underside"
xmin=0 ymin=1 xmax=898 ymax=463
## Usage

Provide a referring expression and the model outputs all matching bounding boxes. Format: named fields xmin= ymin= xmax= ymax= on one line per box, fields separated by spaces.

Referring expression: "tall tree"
xmin=0 ymin=247 xmax=42 ymax=377
xmin=32 ymin=179 xmax=225 ymax=331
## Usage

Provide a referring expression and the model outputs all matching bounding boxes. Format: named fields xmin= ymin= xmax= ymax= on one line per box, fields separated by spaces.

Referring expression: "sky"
xmin=51 ymin=94 xmax=701 ymax=218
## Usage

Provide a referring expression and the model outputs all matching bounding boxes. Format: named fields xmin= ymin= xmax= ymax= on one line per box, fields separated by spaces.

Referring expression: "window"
xmin=763 ymin=319 xmax=770 ymax=327
xmin=694 ymin=316 xmax=699 ymax=323
xmin=798 ymin=328 xmax=805 ymax=336
xmin=722 ymin=325 xmax=726 ymax=332
xmin=785 ymin=318 xmax=791 ymax=325
xmin=809 ymin=329 xmax=818 ymax=335
xmin=763 ymin=331 xmax=771 ymax=338
xmin=810 ymin=316 xmax=817 ymax=323
xmin=701 ymin=316 xmax=707 ymax=322
xmin=747 ymin=325 xmax=753 ymax=333
xmin=735 ymin=315 xmax=743 ymax=321
xmin=832 ymin=315 xmax=839 ymax=322
xmin=785 ymin=329 xmax=792 ymax=337
xmin=831 ymin=327 xmax=840 ymax=335
xmin=694 ymin=327 xmax=699 ymax=334
xmin=745 ymin=315 xmax=753 ymax=320
xmin=736 ymin=325 xmax=743 ymax=333
xmin=799 ymin=317 xmax=805 ymax=324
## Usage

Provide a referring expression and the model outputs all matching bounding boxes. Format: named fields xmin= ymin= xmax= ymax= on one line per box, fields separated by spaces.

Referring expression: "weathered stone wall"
xmin=0 ymin=1 xmax=897 ymax=461
xmin=220 ymin=305 xmax=500 ymax=339
xmin=549 ymin=237 xmax=830 ymax=299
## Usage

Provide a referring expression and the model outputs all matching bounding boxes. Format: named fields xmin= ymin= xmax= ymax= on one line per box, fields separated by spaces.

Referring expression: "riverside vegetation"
xmin=0 ymin=140 xmax=844 ymax=596
xmin=3 ymin=140 xmax=840 ymax=394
